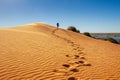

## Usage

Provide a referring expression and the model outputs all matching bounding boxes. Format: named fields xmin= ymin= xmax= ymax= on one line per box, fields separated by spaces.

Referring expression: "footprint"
xmin=68 ymin=64 xmax=79 ymax=71
xmin=74 ymin=46 xmax=79 ymax=49
xmin=53 ymin=69 xmax=58 ymax=72
xmin=76 ymin=60 xmax=91 ymax=66
xmin=78 ymin=52 xmax=84 ymax=54
xmin=74 ymin=55 xmax=79 ymax=59
xmin=69 ymin=41 xmax=74 ymax=44
xmin=68 ymin=77 xmax=77 ymax=80
xmin=83 ymin=62 xmax=91 ymax=66
xmin=74 ymin=60 xmax=84 ymax=65
xmin=79 ymin=56 xmax=85 ymax=59
xmin=70 ymin=68 xmax=79 ymax=72
xmin=77 ymin=49 xmax=82 ymax=52
xmin=74 ymin=62 xmax=79 ymax=64
xmin=65 ymin=54 xmax=70 ymax=57
xmin=71 ymin=44 xmax=75 ymax=47
xmin=73 ymin=48 xmax=77 ymax=50
xmin=78 ymin=60 xmax=84 ymax=64
xmin=62 ymin=64 xmax=70 ymax=68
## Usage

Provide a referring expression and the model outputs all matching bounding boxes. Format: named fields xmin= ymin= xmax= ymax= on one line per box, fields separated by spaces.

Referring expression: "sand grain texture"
xmin=0 ymin=22 xmax=120 ymax=80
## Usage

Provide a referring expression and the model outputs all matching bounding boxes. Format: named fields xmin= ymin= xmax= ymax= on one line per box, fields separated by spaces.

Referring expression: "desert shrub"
xmin=118 ymin=40 xmax=120 ymax=44
xmin=83 ymin=32 xmax=91 ymax=37
xmin=106 ymin=37 xmax=119 ymax=44
xmin=67 ymin=26 xmax=80 ymax=33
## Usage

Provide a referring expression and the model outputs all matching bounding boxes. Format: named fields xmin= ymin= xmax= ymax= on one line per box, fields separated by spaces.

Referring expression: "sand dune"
xmin=0 ymin=22 xmax=120 ymax=80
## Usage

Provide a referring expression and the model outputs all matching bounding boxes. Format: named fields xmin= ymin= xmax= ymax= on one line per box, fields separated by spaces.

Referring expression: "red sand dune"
xmin=0 ymin=22 xmax=120 ymax=80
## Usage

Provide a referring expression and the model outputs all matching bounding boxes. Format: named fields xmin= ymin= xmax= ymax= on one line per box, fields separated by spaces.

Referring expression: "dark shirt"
xmin=57 ymin=23 xmax=59 ymax=28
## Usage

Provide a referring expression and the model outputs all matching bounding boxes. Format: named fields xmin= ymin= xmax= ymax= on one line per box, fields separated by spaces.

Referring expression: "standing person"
xmin=57 ymin=23 xmax=59 ymax=29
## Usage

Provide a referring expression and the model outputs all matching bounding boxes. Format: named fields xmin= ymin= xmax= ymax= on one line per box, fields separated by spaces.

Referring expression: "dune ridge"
xmin=0 ymin=22 xmax=120 ymax=80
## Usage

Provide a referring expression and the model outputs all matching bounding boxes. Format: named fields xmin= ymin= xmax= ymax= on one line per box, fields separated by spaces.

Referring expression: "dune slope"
xmin=0 ymin=23 xmax=120 ymax=80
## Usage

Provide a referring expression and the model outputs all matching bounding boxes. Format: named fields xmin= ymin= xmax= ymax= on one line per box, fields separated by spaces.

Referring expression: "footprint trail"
xmin=52 ymin=29 xmax=91 ymax=79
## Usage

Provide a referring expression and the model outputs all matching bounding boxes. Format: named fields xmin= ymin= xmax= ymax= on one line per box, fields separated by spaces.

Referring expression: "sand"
xmin=0 ymin=22 xmax=120 ymax=80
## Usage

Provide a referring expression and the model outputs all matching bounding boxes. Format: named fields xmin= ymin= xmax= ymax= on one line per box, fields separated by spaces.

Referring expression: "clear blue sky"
xmin=0 ymin=0 xmax=120 ymax=32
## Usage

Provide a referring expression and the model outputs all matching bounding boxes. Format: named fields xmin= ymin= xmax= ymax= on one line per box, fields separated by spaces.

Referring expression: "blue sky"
xmin=0 ymin=0 xmax=120 ymax=32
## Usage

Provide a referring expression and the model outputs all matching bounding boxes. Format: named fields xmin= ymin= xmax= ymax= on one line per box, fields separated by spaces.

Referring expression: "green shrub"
xmin=67 ymin=26 xmax=80 ymax=33
xmin=83 ymin=32 xmax=91 ymax=37
xmin=106 ymin=37 xmax=119 ymax=44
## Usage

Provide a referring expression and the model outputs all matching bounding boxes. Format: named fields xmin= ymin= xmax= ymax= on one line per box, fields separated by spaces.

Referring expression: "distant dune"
xmin=0 ymin=22 xmax=120 ymax=80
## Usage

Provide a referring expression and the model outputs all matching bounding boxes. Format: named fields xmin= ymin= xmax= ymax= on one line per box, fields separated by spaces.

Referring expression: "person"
xmin=57 ymin=23 xmax=59 ymax=29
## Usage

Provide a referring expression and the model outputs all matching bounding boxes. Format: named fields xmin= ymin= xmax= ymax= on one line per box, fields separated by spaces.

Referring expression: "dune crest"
xmin=0 ymin=22 xmax=120 ymax=80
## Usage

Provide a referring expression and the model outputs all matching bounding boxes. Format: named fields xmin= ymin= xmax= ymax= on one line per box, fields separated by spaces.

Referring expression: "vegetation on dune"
xmin=83 ymin=32 xmax=92 ymax=37
xmin=67 ymin=26 xmax=119 ymax=45
xmin=67 ymin=26 xmax=80 ymax=33
xmin=105 ymin=37 xmax=119 ymax=44
xmin=83 ymin=32 xmax=119 ymax=44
